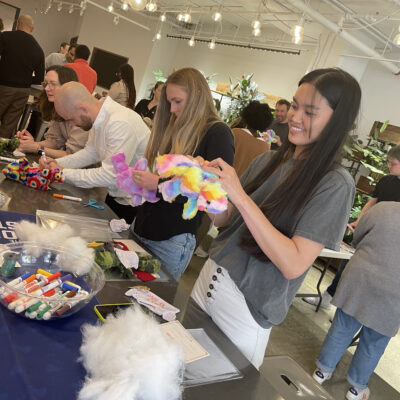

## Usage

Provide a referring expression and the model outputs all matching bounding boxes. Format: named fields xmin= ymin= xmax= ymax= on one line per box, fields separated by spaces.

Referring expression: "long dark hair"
xmin=39 ymin=65 xmax=79 ymax=121
xmin=149 ymin=81 xmax=164 ymax=100
xmin=119 ymin=63 xmax=136 ymax=110
xmin=240 ymin=68 xmax=361 ymax=261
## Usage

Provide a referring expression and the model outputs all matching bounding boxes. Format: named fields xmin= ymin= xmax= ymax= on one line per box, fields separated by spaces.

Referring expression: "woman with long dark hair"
xmin=16 ymin=65 xmax=89 ymax=157
xmin=108 ymin=63 xmax=136 ymax=109
xmin=191 ymin=68 xmax=361 ymax=369
xmin=134 ymin=81 xmax=164 ymax=120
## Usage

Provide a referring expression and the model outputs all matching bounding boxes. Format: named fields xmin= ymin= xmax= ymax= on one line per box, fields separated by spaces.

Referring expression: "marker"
xmin=37 ymin=268 xmax=81 ymax=290
xmin=0 ymin=156 xmax=16 ymax=163
xmin=53 ymin=194 xmax=82 ymax=202
xmin=1 ymin=274 xmax=37 ymax=300
xmin=9 ymin=275 xmax=71 ymax=310
xmin=41 ymin=290 xmax=77 ymax=320
xmin=25 ymin=272 xmax=61 ymax=293
xmin=0 ymin=272 xmax=32 ymax=296
xmin=14 ymin=288 xmax=56 ymax=313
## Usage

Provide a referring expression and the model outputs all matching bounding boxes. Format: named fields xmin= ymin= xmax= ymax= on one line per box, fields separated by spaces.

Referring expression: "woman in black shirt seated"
xmin=134 ymin=81 xmax=164 ymax=120
xmin=131 ymin=68 xmax=234 ymax=280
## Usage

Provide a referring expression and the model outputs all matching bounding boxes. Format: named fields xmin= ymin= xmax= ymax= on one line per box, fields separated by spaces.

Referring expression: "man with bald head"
xmin=0 ymin=14 xmax=44 ymax=138
xmin=41 ymin=82 xmax=150 ymax=222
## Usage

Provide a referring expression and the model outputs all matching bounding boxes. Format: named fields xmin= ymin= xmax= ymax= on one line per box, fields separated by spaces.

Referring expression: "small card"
xmin=160 ymin=320 xmax=209 ymax=364
xmin=115 ymin=248 xmax=139 ymax=269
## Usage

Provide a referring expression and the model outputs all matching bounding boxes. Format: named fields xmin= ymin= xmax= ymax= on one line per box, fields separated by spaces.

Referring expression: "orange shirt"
xmin=65 ymin=59 xmax=97 ymax=93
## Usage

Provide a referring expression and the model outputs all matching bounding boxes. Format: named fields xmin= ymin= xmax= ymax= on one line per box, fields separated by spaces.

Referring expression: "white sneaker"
xmin=303 ymin=291 xmax=333 ymax=310
xmin=312 ymin=368 xmax=332 ymax=384
xmin=346 ymin=386 xmax=370 ymax=400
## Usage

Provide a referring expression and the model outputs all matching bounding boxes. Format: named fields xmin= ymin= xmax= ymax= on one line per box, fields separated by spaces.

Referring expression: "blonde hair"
xmin=145 ymin=68 xmax=221 ymax=170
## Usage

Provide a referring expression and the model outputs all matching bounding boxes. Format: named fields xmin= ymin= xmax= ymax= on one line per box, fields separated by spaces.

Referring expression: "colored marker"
xmin=37 ymin=269 xmax=81 ymax=290
xmin=25 ymin=291 xmax=59 ymax=318
xmin=14 ymin=289 xmax=56 ymax=313
xmin=9 ymin=275 xmax=70 ymax=310
xmin=5 ymin=272 xmax=32 ymax=287
xmin=41 ymin=290 xmax=77 ymax=320
xmin=1 ymin=275 xmax=37 ymax=301
xmin=0 ymin=273 xmax=30 ymax=296
xmin=53 ymin=194 xmax=82 ymax=202
xmin=25 ymin=272 xmax=61 ymax=293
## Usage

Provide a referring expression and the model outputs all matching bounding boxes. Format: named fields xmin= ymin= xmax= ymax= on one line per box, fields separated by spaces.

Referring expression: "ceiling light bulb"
xmin=160 ymin=13 xmax=166 ymax=22
xmin=177 ymin=12 xmax=184 ymax=21
xmin=212 ymin=11 xmax=222 ymax=22
xmin=155 ymin=31 xmax=162 ymax=40
xmin=128 ymin=0 xmax=145 ymax=10
xmin=122 ymin=2 xmax=129 ymax=10
xmin=57 ymin=3 xmax=62 ymax=11
xmin=113 ymin=15 xmax=119 ymax=24
xmin=188 ymin=36 xmax=195 ymax=47
xmin=107 ymin=2 xmax=114 ymax=12
xmin=69 ymin=4 xmax=74 ymax=13
xmin=146 ymin=1 xmax=157 ymax=12
xmin=251 ymin=19 xmax=261 ymax=29
xmin=208 ymin=38 xmax=216 ymax=49
xmin=80 ymin=6 xmax=86 ymax=16
xmin=291 ymin=34 xmax=303 ymax=45
xmin=252 ymin=27 xmax=261 ymax=37
xmin=183 ymin=12 xmax=191 ymax=23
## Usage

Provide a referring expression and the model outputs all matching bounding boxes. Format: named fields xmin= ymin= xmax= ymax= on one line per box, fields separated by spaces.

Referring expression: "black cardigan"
xmin=133 ymin=122 xmax=234 ymax=240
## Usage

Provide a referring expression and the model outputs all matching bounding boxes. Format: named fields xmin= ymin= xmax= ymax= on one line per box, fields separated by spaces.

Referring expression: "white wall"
xmin=9 ymin=0 xmax=81 ymax=55
xmin=358 ymin=59 xmax=400 ymax=142
xmin=140 ymin=36 xmax=314 ymax=102
xmin=78 ymin=3 xmax=157 ymax=91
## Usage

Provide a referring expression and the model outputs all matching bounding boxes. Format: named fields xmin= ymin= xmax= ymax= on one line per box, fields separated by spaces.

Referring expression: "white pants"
xmin=191 ymin=258 xmax=271 ymax=369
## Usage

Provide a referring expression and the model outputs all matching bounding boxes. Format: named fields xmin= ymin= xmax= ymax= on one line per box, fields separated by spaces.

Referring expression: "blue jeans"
xmin=132 ymin=231 xmax=196 ymax=281
xmin=316 ymin=308 xmax=391 ymax=389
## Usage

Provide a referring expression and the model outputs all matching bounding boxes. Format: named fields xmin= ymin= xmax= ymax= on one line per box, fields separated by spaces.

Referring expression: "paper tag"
xmin=115 ymin=249 xmax=139 ymax=269
xmin=125 ymin=288 xmax=180 ymax=321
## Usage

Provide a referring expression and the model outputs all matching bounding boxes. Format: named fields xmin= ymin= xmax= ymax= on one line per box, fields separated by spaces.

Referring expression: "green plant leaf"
xmin=380 ymin=120 xmax=389 ymax=133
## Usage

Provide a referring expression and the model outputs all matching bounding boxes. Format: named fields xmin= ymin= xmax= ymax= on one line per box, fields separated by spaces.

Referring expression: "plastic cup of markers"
xmin=0 ymin=242 xmax=105 ymax=320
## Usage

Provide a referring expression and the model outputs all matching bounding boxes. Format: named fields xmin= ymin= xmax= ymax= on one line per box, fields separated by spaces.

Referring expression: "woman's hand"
xmin=131 ymin=170 xmax=159 ymax=190
xmin=15 ymin=129 xmax=33 ymax=141
xmin=204 ymin=158 xmax=247 ymax=206
xmin=18 ymin=138 xmax=39 ymax=153
xmin=39 ymin=156 xmax=62 ymax=170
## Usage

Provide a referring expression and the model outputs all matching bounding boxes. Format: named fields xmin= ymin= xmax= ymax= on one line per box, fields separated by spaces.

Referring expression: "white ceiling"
xmin=56 ymin=0 xmax=400 ymax=59
xmin=135 ymin=0 xmax=400 ymax=54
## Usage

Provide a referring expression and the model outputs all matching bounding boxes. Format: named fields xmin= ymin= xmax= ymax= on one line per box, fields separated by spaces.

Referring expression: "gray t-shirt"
xmin=209 ymin=153 xmax=355 ymax=329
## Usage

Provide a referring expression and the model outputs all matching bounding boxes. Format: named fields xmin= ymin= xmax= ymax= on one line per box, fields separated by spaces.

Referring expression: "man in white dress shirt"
xmin=40 ymin=81 xmax=150 ymax=221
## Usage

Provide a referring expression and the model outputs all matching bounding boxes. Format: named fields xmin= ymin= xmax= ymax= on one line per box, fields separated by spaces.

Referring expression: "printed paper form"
xmin=160 ymin=320 xmax=209 ymax=364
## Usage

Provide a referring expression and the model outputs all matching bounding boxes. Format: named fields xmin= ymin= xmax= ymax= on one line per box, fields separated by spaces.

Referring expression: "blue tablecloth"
xmin=0 ymin=297 xmax=99 ymax=400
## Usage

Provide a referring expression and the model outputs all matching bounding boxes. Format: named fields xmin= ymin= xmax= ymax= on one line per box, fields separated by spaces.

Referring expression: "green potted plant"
xmin=223 ymin=73 xmax=265 ymax=124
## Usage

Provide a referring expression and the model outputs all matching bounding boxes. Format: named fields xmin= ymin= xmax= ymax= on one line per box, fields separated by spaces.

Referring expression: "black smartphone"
xmin=94 ymin=303 xmax=133 ymax=322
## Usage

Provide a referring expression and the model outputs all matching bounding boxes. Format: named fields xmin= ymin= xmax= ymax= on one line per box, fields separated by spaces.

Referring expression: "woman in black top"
xmin=131 ymin=68 xmax=234 ymax=280
xmin=134 ymin=81 xmax=164 ymax=120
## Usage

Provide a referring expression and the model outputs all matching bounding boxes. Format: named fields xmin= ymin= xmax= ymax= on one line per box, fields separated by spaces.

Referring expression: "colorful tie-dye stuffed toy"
xmin=262 ymin=129 xmax=278 ymax=144
xmin=2 ymin=157 xmax=63 ymax=190
xmin=156 ymin=154 xmax=228 ymax=220
xmin=111 ymin=153 xmax=159 ymax=207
